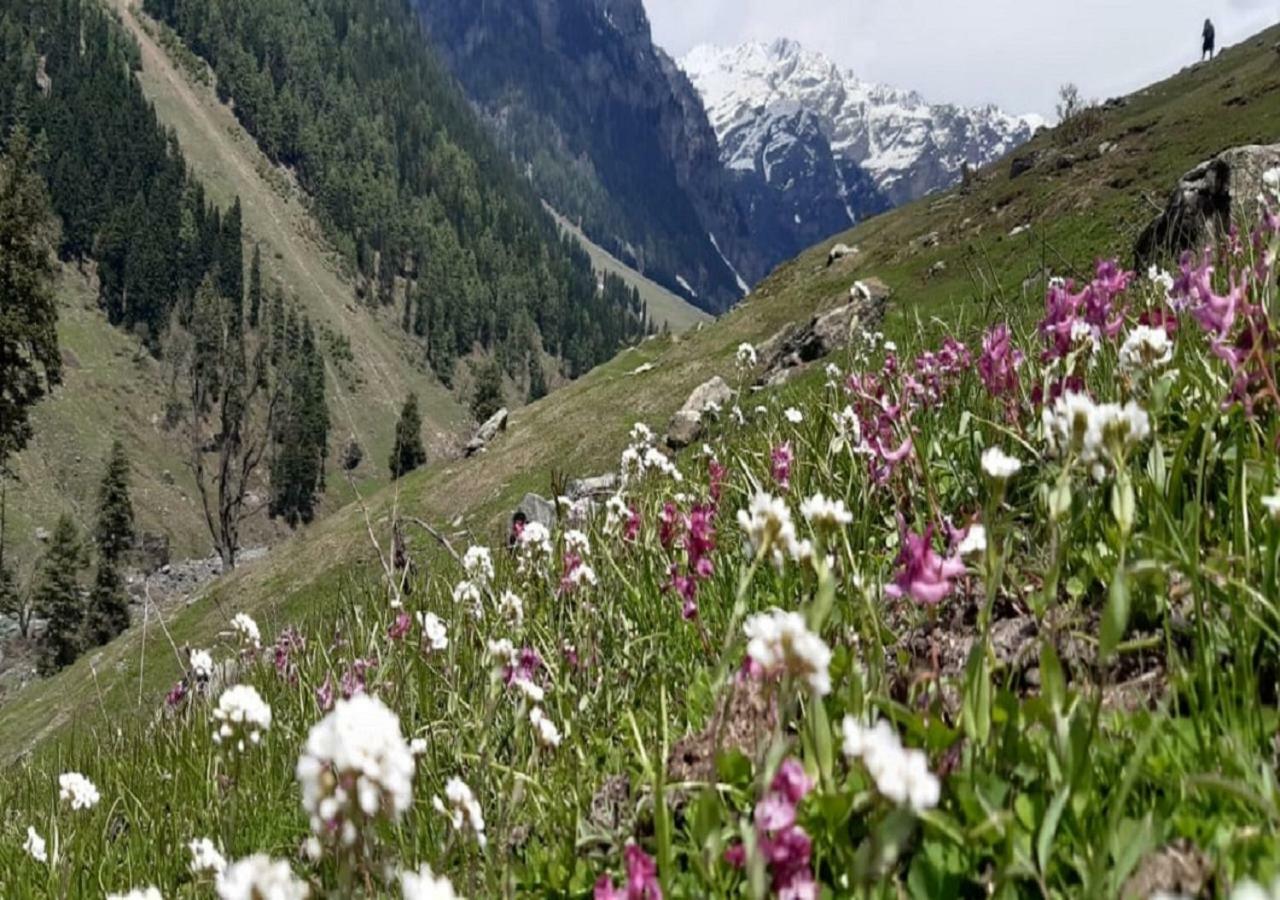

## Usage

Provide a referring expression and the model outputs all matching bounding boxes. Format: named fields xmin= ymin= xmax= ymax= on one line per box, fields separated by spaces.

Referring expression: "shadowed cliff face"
xmin=415 ymin=0 xmax=759 ymax=312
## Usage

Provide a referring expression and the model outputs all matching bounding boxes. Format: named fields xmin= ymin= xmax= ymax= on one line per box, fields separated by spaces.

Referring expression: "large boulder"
xmin=512 ymin=493 xmax=557 ymax=535
xmin=757 ymin=279 xmax=892 ymax=387
xmin=567 ymin=473 xmax=619 ymax=500
xmin=665 ymin=377 xmax=733 ymax=450
xmin=1135 ymin=144 xmax=1280 ymax=265
xmin=465 ymin=408 xmax=509 ymax=457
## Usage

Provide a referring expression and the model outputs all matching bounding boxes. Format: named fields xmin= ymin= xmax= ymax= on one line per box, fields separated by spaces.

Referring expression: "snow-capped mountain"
xmin=681 ymin=39 xmax=1044 ymax=211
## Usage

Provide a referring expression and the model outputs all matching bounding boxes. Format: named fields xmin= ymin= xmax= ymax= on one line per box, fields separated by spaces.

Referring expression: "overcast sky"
xmin=646 ymin=0 xmax=1280 ymax=117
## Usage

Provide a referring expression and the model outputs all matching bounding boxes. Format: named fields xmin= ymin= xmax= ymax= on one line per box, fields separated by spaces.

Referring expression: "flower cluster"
xmin=212 ymin=684 xmax=273 ymax=752
xmin=296 ymin=694 xmax=416 ymax=847
xmin=1042 ymin=393 xmax=1151 ymax=481
xmin=725 ymin=758 xmax=816 ymax=899
xmin=885 ymin=523 xmax=966 ymax=605
xmin=230 ymin=612 xmax=262 ymax=649
xmin=433 ymin=777 xmax=486 ymax=848
xmin=743 ymin=609 xmax=832 ymax=695
xmin=215 ymin=854 xmax=310 ymax=900
xmin=842 ymin=717 xmax=940 ymax=812
xmin=58 ymin=772 xmax=100 ymax=811
xmin=594 ymin=843 xmax=662 ymax=900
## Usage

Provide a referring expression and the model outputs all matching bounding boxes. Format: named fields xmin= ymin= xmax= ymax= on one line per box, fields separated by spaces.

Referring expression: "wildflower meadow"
xmin=5 ymin=193 xmax=1280 ymax=898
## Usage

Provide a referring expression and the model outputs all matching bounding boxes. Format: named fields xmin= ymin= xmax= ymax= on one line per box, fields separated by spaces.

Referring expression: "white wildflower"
xmin=189 ymin=837 xmax=227 ymax=875
xmin=452 ymin=580 xmax=484 ymax=619
xmin=735 ymin=342 xmax=758 ymax=368
xmin=564 ymin=529 xmax=591 ymax=556
xmin=512 ymin=677 xmax=545 ymax=703
xmin=956 ymin=525 xmax=987 ymax=558
xmin=497 ymin=590 xmax=524 ymax=626
xmin=400 ymin=864 xmax=461 ymax=900
xmin=1263 ymin=493 xmax=1280 ymax=521
xmin=1229 ymin=877 xmax=1280 ymax=900
xmin=1043 ymin=393 xmax=1150 ymax=480
xmin=433 ymin=777 xmax=486 ymax=848
xmin=1119 ymin=325 xmax=1173 ymax=372
xmin=642 ymin=446 xmax=683 ymax=482
xmin=189 ymin=649 xmax=215 ymax=683
xmin=461 ymin=546 xmax=494 ymax=586
xmin=301 ymin=837 xmax=322 ymax=862
xmin=517 ymin=521 xmax=553 ymax=568
xmin=529 ymin=707 xmax=562 ymax=748
xmin=23 ymin=826 xmax=47 ymax=863
xmin=215 ymin=854 xmax=309 ymax=900
xmin=731 ymin=405 xmax=746 ymax=426
xmin=604 ymin=494 xmax=631 ymax=536
xmin=736 ymin=492 xmax=800 ymax=566
xmin=883 ymin=341 xmax=898 ymax=353
xmin=799 ymin=492 xmax=853 ymax=532
xmin=743 ymin=609 xmax=832 ymax=695
xmin=212 ymin=685 xmax=272 ymax=752
xmin=409 ymin=737 xmax=429 ymax=757
xmin=841 ymin=717 xmax=940 ymax=812
xmin=58 ymin=772 xmax=100 ymax=810
xmin=825 ymin=362 xmax=842 ymax=381
xmin=416 ymin=612 xmax=449 ymax=651
xmin=980 ymin=446 xmax=1023 ymax=481
xmin=562 ymin=561 xmax=597 ymax=589
xmin=487 ymin=639 xmax=516 ymax=666
xmin=629 ymin=422 xmax=655 ymax=445
xmin=784 ymin=407 xmax=804 ymax=424
xmin=230 ymin=613 xmax=261 ymax=649
xmin=296 ymin=695 xmax=416 ymax=847
xmin=107 ymin=889 xmax=162 ymax=900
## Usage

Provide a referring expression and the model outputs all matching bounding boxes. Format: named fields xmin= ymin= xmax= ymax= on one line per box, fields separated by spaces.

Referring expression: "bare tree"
xmin=168 ymin=277 xmax=281 ymax=570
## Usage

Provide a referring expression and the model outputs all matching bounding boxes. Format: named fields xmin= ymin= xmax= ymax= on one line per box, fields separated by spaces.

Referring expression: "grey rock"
xmin=1010 ymin=152 xmax=1038 ymax=179
xmin=135 ymin=532 xmax=170 ymax=574
xmin=1136 ymin=143 xmax=1280 ymax=265
xmin=758 ymin=278 xmax=892 ymax=386
xmin=567 ymin=473 xmax=619 ymax=500
xmin=826 ymin=242 xmax=857 ymax=266
xmin=34 ymin=527 xmax=50 ymax=543
xmin=340 ymin=437 xmax=364 ymax=472
xmin=512 ymin=493 xmax=557 ymax=538
xmin=465 ymin=408 xmax=509 ymax=457
xmin=665 ymin=377 xmax=733 ymax=450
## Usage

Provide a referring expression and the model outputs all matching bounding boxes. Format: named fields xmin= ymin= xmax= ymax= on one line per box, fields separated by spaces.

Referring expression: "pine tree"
xmin=85 ymin=440 xmax=135 ymax=645
xmin=0 ymin=126 xmax=61 ymax=472
xmin=528 ymin=354 xmax=548 ymax=402
xmin=270 ymin=318 xmax=330 ymax=525
xmin=33 ymin=514 xmax=86 ymax=674
xmin=248 ymin=243 xmax=263 ymax=329
xmin=471 ymin=360 xmax=505 ymax=423
xmin=220 ymin=197 xmax=245 ymax=320
xmin=388 ymin=393 xmax=427 ymax=479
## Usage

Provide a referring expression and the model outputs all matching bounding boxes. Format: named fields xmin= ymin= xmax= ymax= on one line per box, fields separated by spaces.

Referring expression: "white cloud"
xmin=646 ymin=0 xmax=1280 ymax=116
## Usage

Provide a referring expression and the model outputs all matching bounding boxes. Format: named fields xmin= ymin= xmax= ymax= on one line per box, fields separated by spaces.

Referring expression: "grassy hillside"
xmin=3 ymin=0 xmax=468 ymax=574
xmin=5 ymin=24 xmax=1280 ymax=761
xmin=545 ymin=205 xmax=713 ymax=333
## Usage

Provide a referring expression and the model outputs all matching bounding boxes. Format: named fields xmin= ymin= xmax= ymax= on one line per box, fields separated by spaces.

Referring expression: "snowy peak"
xmin=680 ymin=40 xmax=1042 ymax=207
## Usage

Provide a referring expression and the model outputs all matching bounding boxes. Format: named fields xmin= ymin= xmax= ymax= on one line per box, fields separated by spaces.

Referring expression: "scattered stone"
xmin=1102 ymin=96 xmax=1130 ymax=111
xmin=161 ymin=469 xmax=175 ymax=485
xmin=34 ymin=527 xmax=50 ymax=543
xmin=628 ymin=362 xmax=657 ymax=376
xmin=465 ymin=408 xmax=509 ymax=457
xmin=1098 ymin=140 xmax=1117 ymax=155
xmin=566 ymin=473 xmax=619 ymax=500
xmin=1121 ymin=840 xmax=1212 ymax=899
xmin=826 ymin=242 xmax=858 ymax=266
xmin=665 ymin=377 xmax=733 ymax=450
xmin=928 ymin=260 xmax=948 ymax=277
xmin=1135 ymin=143 xmax=1280 ymax=265
xmin=914 ymin=231 xmax=941 ymax=249
xmin=1009 ymin=224 xmax=1030 ymax=237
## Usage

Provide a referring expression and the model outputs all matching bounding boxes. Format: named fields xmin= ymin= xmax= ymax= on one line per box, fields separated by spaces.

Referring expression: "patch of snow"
xmin=675 ymin=275 xmax=697 ymax=298
xmin=709 ymin=233 xmax=751 ymax=296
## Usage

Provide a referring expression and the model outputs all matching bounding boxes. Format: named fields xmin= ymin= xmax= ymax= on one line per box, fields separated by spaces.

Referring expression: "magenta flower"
xmin=340 ymin=657 xmax=377 ymax=699
xmin=623 ymin=505 xmax=641 ymax=543
xmin=978 ymin=324 xmax=1024 ymax=399
xmin=165 ymin=680 xmax=188 ymax=708
xmin=273 ymin=626 xmax=305 ymax=684
xmin=885 ymin=523 xmax=967 ymax=605
xmin=387 ymin=612 xmax=412 ymax=642
xmin=316 ymin=674 xmax=334 ymax=712
xmin=708 ymin=457 xmax=727 ymax=505
xmin=595 ymin=843 xmax=663 ymax=900
xmin=726 ymin=757 xmax=816 ymax=900
xmin=659 ymin=502 xmax=680 ymax=551
xmin=771 ymin=442 xmax=794 ymax=491
xmin=503 ymin=647 xmax=543 ymax=688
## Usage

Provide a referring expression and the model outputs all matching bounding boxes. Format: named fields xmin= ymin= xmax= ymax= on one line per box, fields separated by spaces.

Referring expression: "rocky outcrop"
xmin=666 ymin=376 xmax=733 ymax=449
xmin=827 ymin=243 xmax=858 ymax=266
xmin=566 ymin=473 xmax=619 ymax=500
xmin=1135 ymin=144 xmax=1280 ymax=265
xmin=465 ymin=408 xmax=509 ymax=457
xmin=757 ymin=279 xmax=892 ymax=386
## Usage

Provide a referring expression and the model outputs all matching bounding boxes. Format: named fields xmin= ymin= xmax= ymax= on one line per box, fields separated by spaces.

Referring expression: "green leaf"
xmin=1099 ymin=562 xmax=1130 ymax=661
xmin=1037 ymin=785 xmax=1070 ymax=875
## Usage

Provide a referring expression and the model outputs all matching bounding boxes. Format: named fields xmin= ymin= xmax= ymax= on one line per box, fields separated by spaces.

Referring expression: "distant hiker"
xmin=1203 ymin=19 xmax=1216 ymax=60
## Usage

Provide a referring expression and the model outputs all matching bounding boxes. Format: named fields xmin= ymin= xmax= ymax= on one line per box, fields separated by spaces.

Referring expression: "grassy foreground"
xmin=3 ymin=195 xmax=1280 ymax=896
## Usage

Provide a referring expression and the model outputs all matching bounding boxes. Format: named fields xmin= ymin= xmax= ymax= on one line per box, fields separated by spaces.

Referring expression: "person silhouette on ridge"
xmin=1203 ymin=18 xmax=1216 ymax=61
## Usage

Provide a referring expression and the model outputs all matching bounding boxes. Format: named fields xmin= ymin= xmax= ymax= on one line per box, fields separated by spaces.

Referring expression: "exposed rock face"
xmin=1135 ymin=143 xmax=1280 ymax=265
xmin=413 ymin=0 xmax=757 ymax=311
xmin=135 ymin=532 xmax=171 ymax=575
xmin=465 ymin=408 xmax=509 ymax=457
xmin=666 ymin=376 xmax=733 ymax=449
xmin=758 ymin=278 xmax=892 ymax=386
xmin=340 ymin=437 xmax=364 ymax=472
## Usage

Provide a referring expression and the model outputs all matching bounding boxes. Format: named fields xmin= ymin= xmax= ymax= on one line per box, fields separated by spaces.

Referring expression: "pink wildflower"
xmin=885 ymin=523 xmax=967 ymax=605
xmin=726 ymin=758 xmax=816 ymax=900
xmin=387 ymin=612 xmax=412 ymax=641
xmin=978 ymin=324 xmax=1024 ymax=399
xmin=623 ymin=505 xmax=641 ymax=543
xmin=165 ymin=680 xmax=188 ymax=708
xmin=771 ymin=442 xmax=794 ymax=491
xmin=708 ymin=457 xmax=727 ymax=505
xmin=316 ymin=674 xmax=334 ymax=712
xmin=595 ymin=843 xmax=662 ymax=900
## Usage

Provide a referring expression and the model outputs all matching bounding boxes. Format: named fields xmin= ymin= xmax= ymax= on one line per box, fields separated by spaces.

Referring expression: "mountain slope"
xmin=681 ymin=39 xmax=1042 ymax=247
xmin=412 ymin=0 xmax=758 ymax=312
xmin=6 ymin=20 xmax=1280 ymax=759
